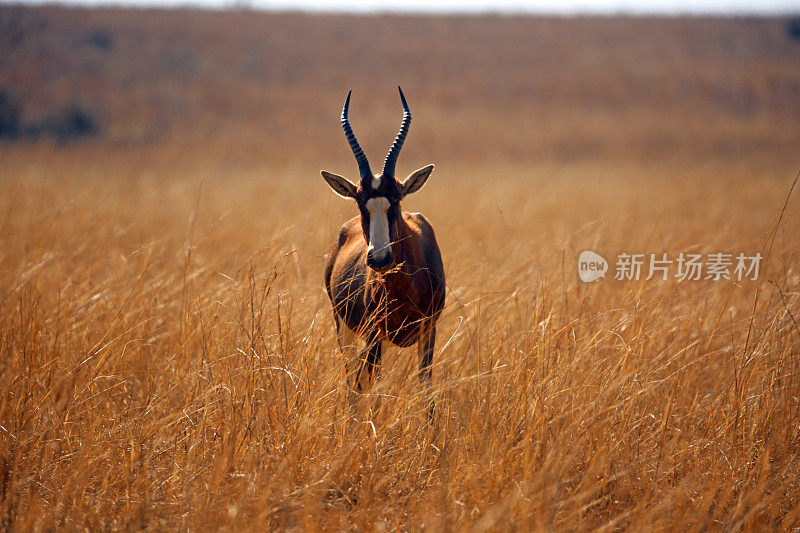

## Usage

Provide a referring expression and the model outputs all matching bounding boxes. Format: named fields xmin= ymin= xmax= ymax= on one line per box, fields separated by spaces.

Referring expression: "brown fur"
xmin=324 ymin=191 xmax=445 ymax=391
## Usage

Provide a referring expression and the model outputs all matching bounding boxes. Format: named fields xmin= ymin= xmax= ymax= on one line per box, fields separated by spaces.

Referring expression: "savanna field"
xmin=2 ymin=7 xmax=800 ymax=530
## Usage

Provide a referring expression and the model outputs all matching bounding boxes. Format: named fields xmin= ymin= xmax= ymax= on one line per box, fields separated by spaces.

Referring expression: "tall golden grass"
xmin=1 ymin=144 xmax=798 ymax=529
xmin=2 ymin=6 xmax=800 ymax=530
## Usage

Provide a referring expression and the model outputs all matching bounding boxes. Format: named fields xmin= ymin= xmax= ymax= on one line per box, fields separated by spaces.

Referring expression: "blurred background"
xmin=1 ymin=2 xmax=799 ymax=174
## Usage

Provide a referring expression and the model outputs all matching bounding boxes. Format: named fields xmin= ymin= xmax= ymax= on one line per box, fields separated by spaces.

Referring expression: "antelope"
xmin=322 ymin=87 xmax=445 ymax=395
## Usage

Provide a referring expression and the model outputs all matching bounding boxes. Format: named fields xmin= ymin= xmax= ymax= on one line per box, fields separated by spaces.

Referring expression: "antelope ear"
xmin=321 ymin=171 xmax=357 ymax=198
xmin=401 ymin=164 xmax=434 ymax=198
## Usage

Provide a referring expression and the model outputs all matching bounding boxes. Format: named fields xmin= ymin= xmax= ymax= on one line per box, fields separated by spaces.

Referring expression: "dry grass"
xmin=1 ymin=146 xmax=799 ymax=530
xmin=2 ymin=6 xmax=800 ymax=530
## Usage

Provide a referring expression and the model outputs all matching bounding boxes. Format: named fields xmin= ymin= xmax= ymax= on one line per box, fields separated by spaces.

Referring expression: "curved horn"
xmin=382 ymin=86 xmax=411 ymax=178
xmin=340 ymin=90 xmax=372 ymax=181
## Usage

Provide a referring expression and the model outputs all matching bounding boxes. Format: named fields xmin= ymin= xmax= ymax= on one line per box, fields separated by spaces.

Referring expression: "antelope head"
xmin=322 ymin=87 xmax=434 ymax=272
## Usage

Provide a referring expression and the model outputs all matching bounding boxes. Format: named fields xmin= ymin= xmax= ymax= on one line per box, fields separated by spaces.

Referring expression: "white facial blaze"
xmin=366 ymin=197 xmax=391 ymax=260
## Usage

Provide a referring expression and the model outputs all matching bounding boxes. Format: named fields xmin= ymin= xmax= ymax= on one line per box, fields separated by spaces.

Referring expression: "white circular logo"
xmin=578 ymin=250 xmax=608 ymax=283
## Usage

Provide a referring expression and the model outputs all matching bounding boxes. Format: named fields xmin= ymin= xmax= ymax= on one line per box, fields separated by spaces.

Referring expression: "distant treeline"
xmin=0 ymin=89 xmax=100 ymax=142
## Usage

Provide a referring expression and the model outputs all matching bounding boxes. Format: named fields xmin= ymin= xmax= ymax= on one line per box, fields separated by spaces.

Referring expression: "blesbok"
xmin=322 ymin=87 xmax=445 ymax=394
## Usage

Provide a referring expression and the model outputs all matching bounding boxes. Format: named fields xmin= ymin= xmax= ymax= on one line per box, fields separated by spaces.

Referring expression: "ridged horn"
xmin=340 ymin=90 xmax=372 ymax=182
xmin=382 ymin=86 xmax=411 ymax=178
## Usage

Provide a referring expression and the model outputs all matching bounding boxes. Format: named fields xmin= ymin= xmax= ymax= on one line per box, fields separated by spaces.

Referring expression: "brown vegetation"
xmin=1 ymin=6 xmax=799 ymax=530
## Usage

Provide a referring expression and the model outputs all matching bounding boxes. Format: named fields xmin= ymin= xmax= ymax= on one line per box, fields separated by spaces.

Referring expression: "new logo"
xmin=578 ymin=250 xmax=608 ymax=283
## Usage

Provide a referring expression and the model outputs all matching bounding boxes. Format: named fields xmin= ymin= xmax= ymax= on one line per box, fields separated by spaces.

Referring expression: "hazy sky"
xmin=4 ymin=0 xmax=799 ymax=13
